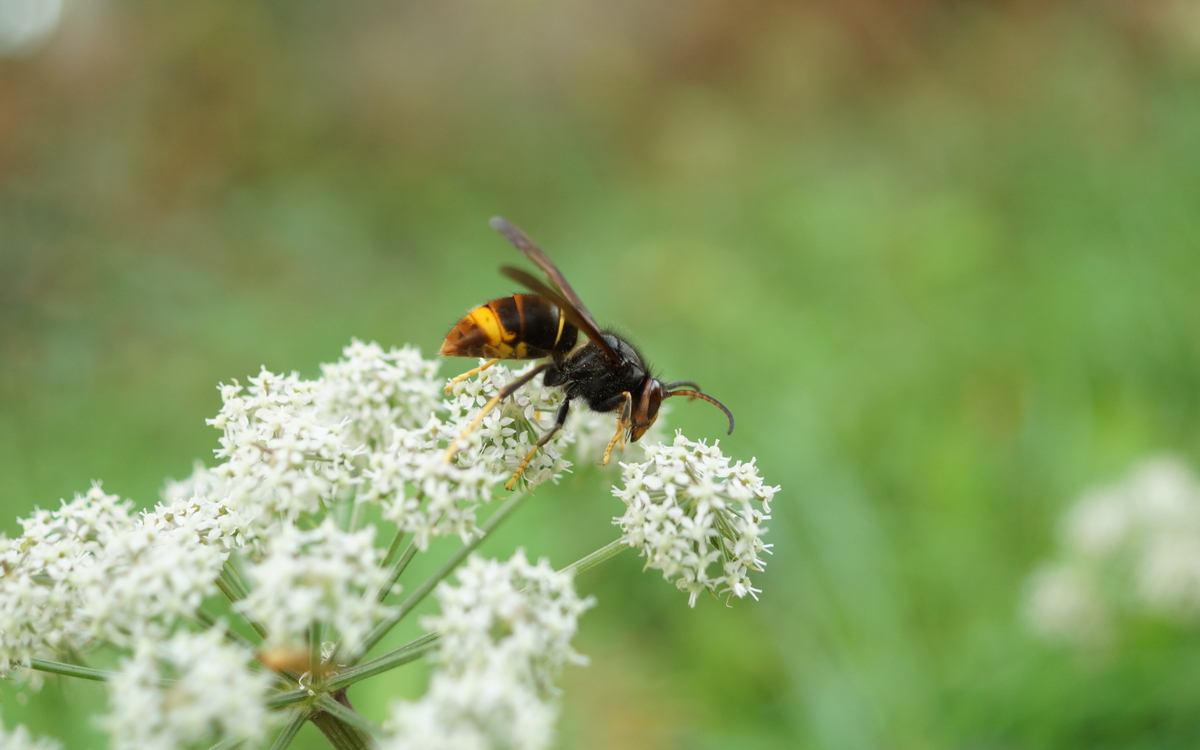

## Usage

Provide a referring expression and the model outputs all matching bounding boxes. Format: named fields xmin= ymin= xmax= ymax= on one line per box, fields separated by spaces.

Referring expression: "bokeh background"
xmin=3 ymin=0 xmax=1200 ymax=747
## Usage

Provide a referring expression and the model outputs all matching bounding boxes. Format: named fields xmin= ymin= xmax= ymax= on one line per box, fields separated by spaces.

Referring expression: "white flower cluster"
xmin=237 ymin=519 xmax=395 ymax=656
xmin=0 ymin=484 xmax=224 ymax=670
xmin=1025 ymin=457 xmax=1200 ymax=646
xmin=0 ymin=716 xmax=62 ymax=750
xmin=382 ymin=551 xmax=594 ymax=750
xmin=207 ymin=368 xmax=361 ymax=523
xmin=441 ymin=362 xmax=624 ymax=489
xmin=101 ymin=628 xmax=274 ymax=750
xmin=319 ymin=339 xmax=443 ymax=443
xmin=364 ymin=425 xmax=505 ymax=551
xmin=613 ymin=433 xmax=777 ymax=607
xmin=0 ymin=337 xmax=771 ymax=748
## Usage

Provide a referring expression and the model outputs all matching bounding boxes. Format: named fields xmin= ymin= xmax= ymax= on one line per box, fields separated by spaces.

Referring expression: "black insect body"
xmin=441 ymin=217 xmax=734 ymax=489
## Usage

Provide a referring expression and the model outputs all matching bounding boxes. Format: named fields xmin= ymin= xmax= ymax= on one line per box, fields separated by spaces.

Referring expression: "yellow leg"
xmin=443 ymin=393 xmax=503 ymax=462
xmin=443 ymin=362 xmax=552 ymax=464
xmin=505 ymin=427 xmax=562 ymax=491
xmin=444 ymin=358 xmax=502 ymax=392
xmin=600 ymin=392 xmax=633 ymax=466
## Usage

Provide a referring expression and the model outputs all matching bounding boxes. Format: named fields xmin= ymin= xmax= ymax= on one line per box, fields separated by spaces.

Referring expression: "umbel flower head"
xmin=382 ymin=550 xmax=593 ymax=750
xmin=0 ymin=340 xmax=776 ymax=750
xmin=613 ymin=433 xmax=777 ymax=607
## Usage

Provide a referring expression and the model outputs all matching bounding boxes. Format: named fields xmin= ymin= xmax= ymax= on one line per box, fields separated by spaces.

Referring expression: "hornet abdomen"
xmin=440 ymin=293 xmax=578 ymax=360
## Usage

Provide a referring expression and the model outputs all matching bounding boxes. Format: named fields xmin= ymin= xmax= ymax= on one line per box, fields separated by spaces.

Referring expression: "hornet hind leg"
xmin=443 ymin=362 xmax=552 ymax=463
xmin=505 ymin=397 xmax=572 ymax=491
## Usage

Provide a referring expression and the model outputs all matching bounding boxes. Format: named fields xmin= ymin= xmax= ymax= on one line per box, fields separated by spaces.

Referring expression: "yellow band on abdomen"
xmin=468 ymin=306 xmax=503 ymax=347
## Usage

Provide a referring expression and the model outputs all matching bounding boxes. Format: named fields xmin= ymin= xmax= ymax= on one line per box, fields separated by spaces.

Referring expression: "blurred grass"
xmin=2 ymin=1 xmax=1200 ymax=748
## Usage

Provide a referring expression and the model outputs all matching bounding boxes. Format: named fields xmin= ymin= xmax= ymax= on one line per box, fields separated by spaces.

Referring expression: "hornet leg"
xmin=505 ymin=397 xmax=572 ymax=491
xmin=601 ymin=391 xmax=633 ymax=466
xmin=444 ymin=358 xmax=502 ymax=393
xmin=443 ymin=362 xmax=552 ymax=463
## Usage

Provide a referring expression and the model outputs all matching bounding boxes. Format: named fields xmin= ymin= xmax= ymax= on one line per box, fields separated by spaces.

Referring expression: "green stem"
xmin=332 ymin=539 xmax=625 ymax=689
xmin=28 ymin=658 xmax=114 ymax=682
xmin=325 ymin=633 xmax=439 ymax=692
xmin=381 ymin=527 xmax=407 ymax=568
xmin=191 ymin=608 xmax=261 ymax=655
xmin=309 ymin=690 xmax=376 ymax=749
xmin=353 ymin=491 xmax=528 ymax=660
xmin=266 ymin=689 xmax=312 ymax=709
xmin=310 ymin=622 xmax=323 ymax=675
xmin=560 ymin=539 xmax=629 ymax=577
xmin=314 ymin=693 xmax=382 ymax=736
xmin=268 ymin=708 xmax=310 ymax=750
xmin=378 ymin=538 xmax=419 ymax=603
xmin=214 ymin=565 xmax=269 ymax=640
xmin=221 ymin=561 xmax=250 ymax=600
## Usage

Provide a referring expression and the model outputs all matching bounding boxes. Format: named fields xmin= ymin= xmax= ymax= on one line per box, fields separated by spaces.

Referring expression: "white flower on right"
xmin=613 ymin=432 xmax=777 ymax=607
xmin=1024 ymin=457 xmax=1200 ymax=646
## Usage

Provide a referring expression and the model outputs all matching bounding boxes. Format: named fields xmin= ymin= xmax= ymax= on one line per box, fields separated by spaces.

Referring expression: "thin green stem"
xmin=214 ymin=579 xmax=268 ymax=640
xmin=328 ymin=537 xmax=627 ymax=690
xmin=378 ymin=538 xmax=420 ymax=603
xmin=221 ymin=561 xmax=250 ymax=600
xmin=381 ymin=527 xmax=407 ymax=568
xmin=214 ymin=564 xmax=269 ymax=640
xmin=560 ymin=539 xmax=629 ymax=577
xmin=353 ymin=491 xmax=528 ymax=660
xmin=310 ymin=622 xmax=323 ymax=675
xmin=314 ymin=694 xmax=383 ymax=736
xmin=266 ymin=688 xmax=312 ymax=710
xmin=29 ymin=658 xmax=115 ymax=682
xmin=325 ymin=633 xmax=439 ymax=692
xmin=190 ymin=609 xmax=261 ymax=654
xmin=310 ymin=690 xmax=375 ymax=749
xmin=268 ymin=708 xmax=310 ymax=750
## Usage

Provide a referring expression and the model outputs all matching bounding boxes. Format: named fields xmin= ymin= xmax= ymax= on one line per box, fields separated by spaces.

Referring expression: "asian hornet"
xmin=441 ymin=217 xmax=734 ymax=490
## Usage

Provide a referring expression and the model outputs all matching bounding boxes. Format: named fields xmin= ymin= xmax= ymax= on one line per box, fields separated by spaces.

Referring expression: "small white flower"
xmin=0 ymin=715 xmax=62 ymax=750
xmin=364 ymin=424 xmax=504 ymax=551
xmin=207 ymin=368 xmax=361 ymax=523
xmin=102 ymin=627 xmax=273 ymax=750
xmin=382 ymin=654 xmax=557 ymax=750
xmin=237 ymin=518 xmax=396 ymax=656
xmin=76 ymin=522 xmax=227 ymax=646
xmin=1023 ymin=564 xmax=1110 ymax=646
xmin=613 ymin=433 xmax=776 ymax=606
xmin=319 ymin=339 xmax=443 ymax=444
xmin=441 ymin=362 xmax=582 ymax=490
xmin=1063 ymin=488 xmax=1132 ymax=558
xmin=156 ymin=463 xmax=258 ymax=551
xmin=1025 ymin=456 xmax=1200 ymax=645
xmin=384 ymin=551 xmax=593 ymax=750
xmin=1136 ymin=531 xmax=1200 ymax=615
xmin=423 ymin=551 xmax=593 ymax=691
xmin=0 ymin=484 xmax=136 ymax=671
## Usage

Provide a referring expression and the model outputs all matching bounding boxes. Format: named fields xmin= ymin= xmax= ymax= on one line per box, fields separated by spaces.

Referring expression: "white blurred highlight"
xmin=1025 ymin=457 xmax=1200 ymax=647
xmin=0 ymin=0 xmax=63 ymax=56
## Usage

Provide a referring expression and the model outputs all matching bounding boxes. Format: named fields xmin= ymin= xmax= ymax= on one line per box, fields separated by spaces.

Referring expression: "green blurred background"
xmin=3 ymin=0 xmax=1200 ymax=747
